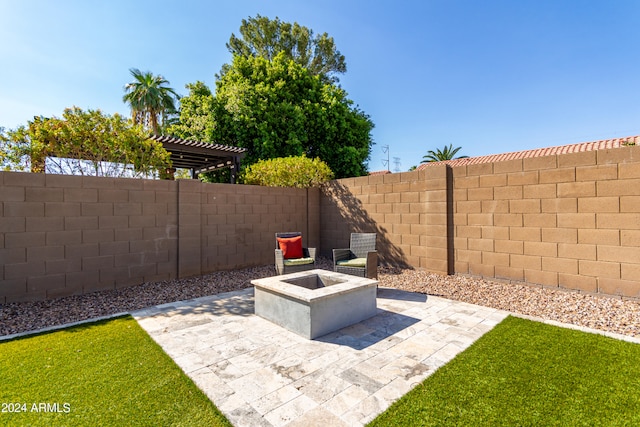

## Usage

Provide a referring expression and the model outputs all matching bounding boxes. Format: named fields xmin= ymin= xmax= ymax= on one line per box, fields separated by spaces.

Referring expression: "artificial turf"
xmin=0 ymin=315 xmax=232 ymax=426
xmin=368 ymin=316 xmax=640 ymax=427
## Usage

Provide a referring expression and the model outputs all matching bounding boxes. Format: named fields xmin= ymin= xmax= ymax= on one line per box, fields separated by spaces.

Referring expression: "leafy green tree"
xmin=242 ymin=155 xmax=334 ymax=188
xmin=1 ymin=124 xmax=36 ymax=172
xmin=167 ymin=81 xmax=214 ymax=142
xmin=225 ymin=14 xmax=346 ymax=82
xmin=0 ymin=127 xmax=11 ymax=170
xmin=1 ymin=107 xmax=171 ymax=177
xmin=421 ymin=144 xmax=469 ymax=162
xmin=170 ymin=53 xmax=373 ymax=179
xmin=167 ymin=83 xmax=227 ymax=183
xmin=123 ymin=68 xmax=180 ymax=134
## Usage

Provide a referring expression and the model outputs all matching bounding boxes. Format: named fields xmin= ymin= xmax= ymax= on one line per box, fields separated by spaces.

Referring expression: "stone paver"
xmin=132 ymin=287 xmax=509 ymax=427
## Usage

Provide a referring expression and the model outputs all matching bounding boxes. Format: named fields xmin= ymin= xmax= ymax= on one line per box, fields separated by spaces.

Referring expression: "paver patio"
xmin=133 ymin=286 xmax=509 ymax=426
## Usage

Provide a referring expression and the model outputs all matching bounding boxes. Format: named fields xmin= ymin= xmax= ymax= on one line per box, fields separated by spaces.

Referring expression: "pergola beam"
xmin=150 ymin=135 xmax=247 ymax=183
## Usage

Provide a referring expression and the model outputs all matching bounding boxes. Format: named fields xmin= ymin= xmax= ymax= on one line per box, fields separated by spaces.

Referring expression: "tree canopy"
xmin=0 ymin=107 xmax=171 ymax=177
xmin=170 ymin=52 xmax=373 ymax=179
xmin=242 ymin=155 xmax=334 ymax=188
xmin=123 ymin=68 xmax=180 ymax=134
xmin=421 ymin=144 xmax=469 ymax=162
xmin=225 ymin=14 xmax=346 ymax=82
xmin=167 ymin=81 xmax=214 ymax=142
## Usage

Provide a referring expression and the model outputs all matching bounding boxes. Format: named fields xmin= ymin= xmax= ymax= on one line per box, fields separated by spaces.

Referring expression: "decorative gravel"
xmin=1 ymin=258 xmax=639 ymax=338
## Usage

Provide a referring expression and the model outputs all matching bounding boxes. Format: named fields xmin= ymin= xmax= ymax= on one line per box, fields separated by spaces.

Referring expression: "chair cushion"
xmin=283 ymin=257 xmax=315 ymax=266
xmin=277 ymin=236 xmax=303 ymax=259
xmin=336 ymin=257 xmax=367 ymax=268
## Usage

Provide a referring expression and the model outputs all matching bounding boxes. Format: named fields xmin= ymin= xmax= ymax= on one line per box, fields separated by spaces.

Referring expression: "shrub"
xmin=241 ymin=155 xmax=334 ymax=188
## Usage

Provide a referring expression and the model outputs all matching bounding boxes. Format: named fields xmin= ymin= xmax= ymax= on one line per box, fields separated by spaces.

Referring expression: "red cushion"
xmin=277 ymin=236 xmax=303 ymax=259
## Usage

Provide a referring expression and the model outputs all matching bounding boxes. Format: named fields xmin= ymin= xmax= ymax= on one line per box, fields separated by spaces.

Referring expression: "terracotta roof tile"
xmin=369 ymin=170 xmax=392 ymax=175
xmin=416 ymin=136 xmax=638 ymax=170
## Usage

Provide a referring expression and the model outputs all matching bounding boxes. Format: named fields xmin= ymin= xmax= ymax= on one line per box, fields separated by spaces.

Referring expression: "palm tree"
xmin=123 ymin=68 xmax=179 ymax=134
xmin=421 ymin=144 xmax=469 ymax=163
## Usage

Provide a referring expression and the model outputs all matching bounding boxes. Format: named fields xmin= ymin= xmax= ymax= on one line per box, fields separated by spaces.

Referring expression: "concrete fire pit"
xmin=251 ymin=269 xmax=378 ymax=339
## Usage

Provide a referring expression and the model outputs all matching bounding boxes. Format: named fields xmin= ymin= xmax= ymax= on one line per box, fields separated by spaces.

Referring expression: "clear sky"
xmin=2 ymin=0 xmax=640 ymax=171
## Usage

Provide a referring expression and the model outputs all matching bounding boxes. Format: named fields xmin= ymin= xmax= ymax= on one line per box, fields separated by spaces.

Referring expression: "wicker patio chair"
xmin=333 ymin=233 xmax=378 ymax=279
xmin=275 ymin=232 xmax=316 ymax=275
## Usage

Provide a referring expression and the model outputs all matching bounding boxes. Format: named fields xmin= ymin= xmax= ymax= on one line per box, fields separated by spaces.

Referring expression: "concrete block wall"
xmin=2 ymin=143 xmax=639 ymax=302
xmin=320 ymin=166 xmax=451 ymax=274
xmin=0 ymin=171 xmax=179 ymax=303
xmin=0 ymin=172 xmax=313 ymax=303
xmin=320 ymin=145 xmax=640 ymax=299
xmin=452 ymin=145 xmax=640 ymax=298
xmin=198 ymin=183 xmax=315 ymax=272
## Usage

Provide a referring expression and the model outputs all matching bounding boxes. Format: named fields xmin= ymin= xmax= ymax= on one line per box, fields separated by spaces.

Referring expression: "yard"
xmin=2 ymin=297 xmax=639 ymax=426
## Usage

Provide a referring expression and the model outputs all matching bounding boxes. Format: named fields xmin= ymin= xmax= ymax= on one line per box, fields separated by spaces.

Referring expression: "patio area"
xmin=133 ymin=286 xmax=509 ymax=426
xmin=3 ymin=262 xmax=639 ymax=426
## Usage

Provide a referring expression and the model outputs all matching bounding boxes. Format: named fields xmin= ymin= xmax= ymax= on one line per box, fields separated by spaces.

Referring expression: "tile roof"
xmin=416 ymin=136 xmax=639 ymax=170
xmin=369 ymin=169 xmax=392 ymax=175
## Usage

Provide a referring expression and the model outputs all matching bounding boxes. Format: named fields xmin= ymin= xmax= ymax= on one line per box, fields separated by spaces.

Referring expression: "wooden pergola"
xmin=150 ymin=135 xmax=247 ymax=183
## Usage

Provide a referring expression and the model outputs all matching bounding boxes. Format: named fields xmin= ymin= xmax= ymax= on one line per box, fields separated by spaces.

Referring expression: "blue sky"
xmin=2 ymin=1 xmax=640 ymax=171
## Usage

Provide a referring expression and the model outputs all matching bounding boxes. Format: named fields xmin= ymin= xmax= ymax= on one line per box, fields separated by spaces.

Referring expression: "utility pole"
xmin=382 ymin=145 xmax=389 ymax=171
xmin=393 ymin=157 xmax=401 ymax=173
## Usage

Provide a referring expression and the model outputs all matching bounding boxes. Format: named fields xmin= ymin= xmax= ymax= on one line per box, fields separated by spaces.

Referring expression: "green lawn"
xmin=368 ymin=316 xmax=640 ymax=427
xmin=0 ymin=315 xmax=232 ymax=427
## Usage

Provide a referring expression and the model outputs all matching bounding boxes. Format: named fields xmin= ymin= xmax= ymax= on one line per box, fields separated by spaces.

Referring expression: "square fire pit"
xmin=251 ymin=269 xmax=378 ymax=339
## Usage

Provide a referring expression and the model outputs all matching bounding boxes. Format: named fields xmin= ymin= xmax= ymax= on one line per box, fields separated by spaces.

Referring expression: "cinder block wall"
xmin=320 ymin=146 xmax=640 ymax=299
xmin=319 ymin=166 xmax=451 ymax=274
xmin=3 ymin=143 xmax=639 ymax=303
xmin=453 ymin=146 xmax=640 ymax=298
xmin=197 ymin=183 xmax=314 ymax=272
xmin=0 ymin=172 xmax=313 ymax=303
xmin=0 ymin=172 xmax=179 ymax=303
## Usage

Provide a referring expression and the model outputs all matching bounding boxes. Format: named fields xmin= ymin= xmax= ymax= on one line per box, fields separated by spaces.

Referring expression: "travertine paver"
xmin=132 ymin=287 xmax=509 ymax=427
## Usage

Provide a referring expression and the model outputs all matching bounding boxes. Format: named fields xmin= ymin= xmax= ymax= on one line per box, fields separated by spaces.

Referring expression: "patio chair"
xmin=275 ymin=232 xmax=316 ymax=275
xmin=333 ymin=233 xmax=378 ymax=279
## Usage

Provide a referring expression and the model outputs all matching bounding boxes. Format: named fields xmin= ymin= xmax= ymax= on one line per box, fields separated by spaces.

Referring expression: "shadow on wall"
xmin=320 ymin=181 xmax=412 ymax=269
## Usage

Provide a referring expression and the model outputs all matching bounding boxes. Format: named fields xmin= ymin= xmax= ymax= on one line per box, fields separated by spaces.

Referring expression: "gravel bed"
xmin=378 ymin=266 xmax=640 ymax=339
xmin=2 ymin=258 xmax=639 ymax=338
